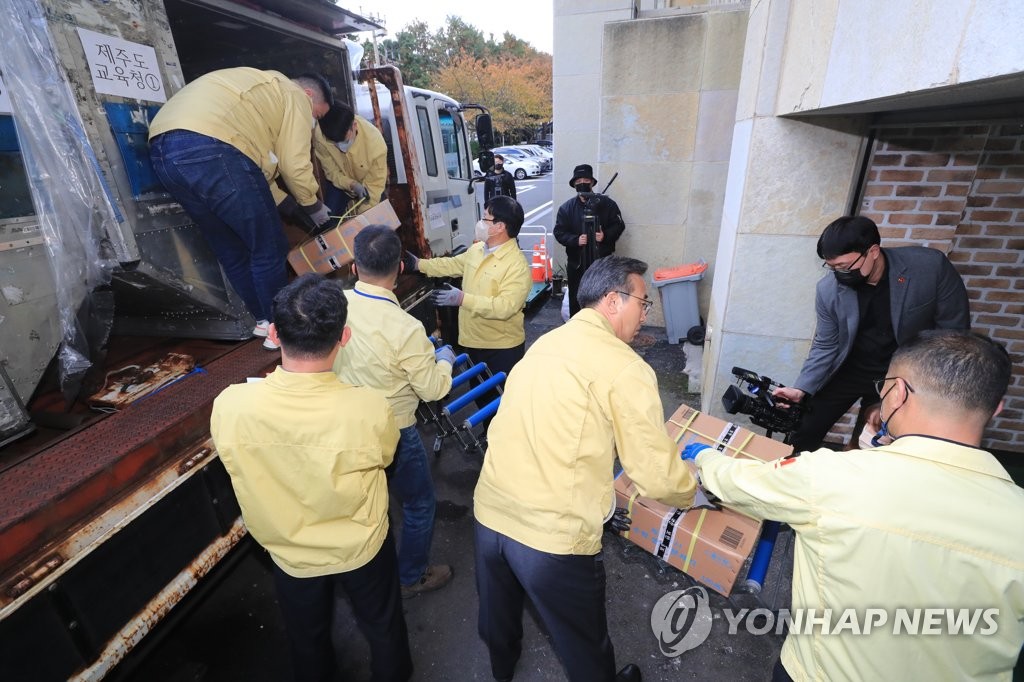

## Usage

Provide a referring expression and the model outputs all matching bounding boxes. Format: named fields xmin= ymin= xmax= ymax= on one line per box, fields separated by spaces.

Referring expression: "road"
xmin=476 ymin=172 xmax=554 ymax=235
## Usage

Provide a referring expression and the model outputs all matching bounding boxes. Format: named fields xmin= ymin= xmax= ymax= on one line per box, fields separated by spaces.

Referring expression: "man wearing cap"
xmin=554 ymin=164 xmax=626 ymax=317
xmin=149 ymin=68 xmax=335 ymax=349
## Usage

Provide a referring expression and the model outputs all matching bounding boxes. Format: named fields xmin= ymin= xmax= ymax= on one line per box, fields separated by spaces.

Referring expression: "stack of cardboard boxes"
xmin=615 ymin=404 xmax=792 ymax=595
xmin=287 ymin=201 xmax=401 ymax=275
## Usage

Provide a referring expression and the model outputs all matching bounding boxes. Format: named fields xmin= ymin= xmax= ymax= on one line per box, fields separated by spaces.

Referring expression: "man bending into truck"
xmin=210 ymin=273 xmax=412 ymax=682
xmin=315 ymin=102 xmax=388 ymax=216
xmin=334 ymin=225 xmax=455 ymax=598
xmin=149 ymin=68 xmax=336 ymax=350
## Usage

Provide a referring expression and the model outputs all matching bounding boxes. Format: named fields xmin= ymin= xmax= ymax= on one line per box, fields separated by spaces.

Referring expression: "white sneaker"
xmin=262 ymin=337 xmax=280 ymax=351
xmin=252 ymin=320 xmax=270 ymax=337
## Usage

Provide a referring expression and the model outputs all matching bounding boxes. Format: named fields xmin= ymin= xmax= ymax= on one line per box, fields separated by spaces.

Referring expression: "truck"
xmin=0 ymin=1 xmax=487 ymax=679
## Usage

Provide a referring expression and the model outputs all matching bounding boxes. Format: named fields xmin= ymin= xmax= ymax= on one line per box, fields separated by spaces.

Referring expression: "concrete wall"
xmin=777 ymin=0 xmax=1024 ymax=115
xmin=598 ymin=9 xmax=747 ymax=324
xmin=552 ymin=0 xmax=637 ymax=264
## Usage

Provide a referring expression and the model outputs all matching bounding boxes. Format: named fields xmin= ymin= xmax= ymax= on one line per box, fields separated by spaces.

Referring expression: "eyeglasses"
xmin=822 ymin=250 xmax=867 ymax=273
xmin=481 ymin=217 xmax=497 ymax=222
xmin=873 ymin=377 xmax=916 ymax=396
xmin=616 ymin=290 xmax=654 ymax=314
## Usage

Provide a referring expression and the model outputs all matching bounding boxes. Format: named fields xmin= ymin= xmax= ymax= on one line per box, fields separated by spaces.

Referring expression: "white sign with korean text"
xmin=0 ymin=72 xmax=12 ymax=114
xmin=77 ymin=28 xmax=166 ymax=103
xmin=428 ymin=203 xmax=445 ymax=230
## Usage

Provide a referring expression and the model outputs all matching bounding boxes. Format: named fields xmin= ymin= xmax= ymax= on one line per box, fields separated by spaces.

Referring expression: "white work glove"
xmin=431 ymin=283 xmax=464 ymax=307
xmin=434 ymin=345 xmax=457 ymax=366
xmin=350 ymin=181 xmax=369 ymax=199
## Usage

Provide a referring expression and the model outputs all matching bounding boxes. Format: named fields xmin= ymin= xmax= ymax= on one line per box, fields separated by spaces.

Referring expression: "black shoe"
xmin=615 ymin=663 xmax=641 ymax=682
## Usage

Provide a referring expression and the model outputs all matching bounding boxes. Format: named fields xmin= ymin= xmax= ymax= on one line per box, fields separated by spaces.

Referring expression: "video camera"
xmin=721 ymin=367 xmax=803 ymax=439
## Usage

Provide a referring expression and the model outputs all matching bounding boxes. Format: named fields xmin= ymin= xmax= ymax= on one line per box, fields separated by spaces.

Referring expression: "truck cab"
xmin=355 ymin=78 xmax=477 ymax=257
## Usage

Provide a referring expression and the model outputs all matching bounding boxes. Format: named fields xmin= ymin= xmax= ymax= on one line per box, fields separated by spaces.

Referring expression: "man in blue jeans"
xmin=149 ymin=68 xmax=334 ymax=349
xmin=334 ymin=225 xmax=456 ymax=597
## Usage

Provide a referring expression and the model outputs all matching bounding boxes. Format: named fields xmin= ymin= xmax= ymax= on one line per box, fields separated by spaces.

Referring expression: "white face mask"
xmin=335 ymin=138 xmax=354 ymax=152
xmin=474 ymin=219 xmax=491 ymax=243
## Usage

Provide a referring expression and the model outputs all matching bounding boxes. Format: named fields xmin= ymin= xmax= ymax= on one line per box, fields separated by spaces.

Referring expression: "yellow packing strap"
xmin=623 ymin=489 xmax=641 ymax=540
xmin=682 ymin=508 xmax=708 ymax=573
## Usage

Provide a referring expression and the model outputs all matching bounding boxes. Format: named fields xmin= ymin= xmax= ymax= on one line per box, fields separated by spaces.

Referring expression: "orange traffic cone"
xmin=538 ymin=237 xmax=553 ymax=281
xmin=531 ymin=249 xmax=545 ymax=283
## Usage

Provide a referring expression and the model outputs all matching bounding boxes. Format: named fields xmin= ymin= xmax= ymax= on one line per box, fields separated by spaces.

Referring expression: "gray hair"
xmin=577 ymin=255 xmax=648 ymax=308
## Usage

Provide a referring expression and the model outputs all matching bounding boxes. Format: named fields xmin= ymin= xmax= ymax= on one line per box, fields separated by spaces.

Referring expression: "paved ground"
xmin=114 ymin=293 xmax=794 ymax=682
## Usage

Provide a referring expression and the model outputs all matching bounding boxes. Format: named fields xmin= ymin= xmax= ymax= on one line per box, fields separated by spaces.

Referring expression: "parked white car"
xmin=494 ymin=146 xmax=552 ymax=173
xmin=473 ymin=156 xmax=542 ymax=180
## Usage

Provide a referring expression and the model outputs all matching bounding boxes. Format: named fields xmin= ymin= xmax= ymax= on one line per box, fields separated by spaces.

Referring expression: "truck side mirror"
xmin=475 ymin=113 xmax=494 ymax=150
xmin=478 ymin=150 xmax=494 ymax=175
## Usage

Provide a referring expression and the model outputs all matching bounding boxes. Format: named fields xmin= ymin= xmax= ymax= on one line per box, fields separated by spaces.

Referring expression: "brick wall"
xmin=830 ymin=123 xmax=1024 ymax=453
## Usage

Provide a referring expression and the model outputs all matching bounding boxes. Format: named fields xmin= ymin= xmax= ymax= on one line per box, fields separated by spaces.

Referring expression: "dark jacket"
xmin=484 ymin=170 xmax=516 ymax=202
xmin=794 ymin=246 xmax=971 ymax=395
xmin=553 ymin=194 xmax=625 ymax=264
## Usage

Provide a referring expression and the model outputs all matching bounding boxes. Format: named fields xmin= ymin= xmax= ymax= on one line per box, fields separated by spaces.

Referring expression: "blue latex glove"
xmin=431 ymin=283 xmax=464 ymax=307
xmin=681 ymin=442 xmax=711 ymax=461
xmin=434 ymin=344 xmax=457 ymax=366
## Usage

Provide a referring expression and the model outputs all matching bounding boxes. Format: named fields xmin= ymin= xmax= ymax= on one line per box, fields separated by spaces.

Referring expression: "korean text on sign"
xmin=77 ymin=28 xmax=166 ymax=103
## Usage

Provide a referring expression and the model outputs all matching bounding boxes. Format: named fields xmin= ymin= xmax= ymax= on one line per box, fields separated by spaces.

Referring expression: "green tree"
xmin=433 ymin=51 xmax=552 ymax=143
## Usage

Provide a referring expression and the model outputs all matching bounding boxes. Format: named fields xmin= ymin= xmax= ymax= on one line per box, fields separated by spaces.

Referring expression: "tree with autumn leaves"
xmin=363 ymin=17 xmax=551 ymax=143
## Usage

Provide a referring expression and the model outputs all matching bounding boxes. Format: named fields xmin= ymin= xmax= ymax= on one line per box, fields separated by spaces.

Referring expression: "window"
xmin=438 ymin=109 xmax=470 ymax=179
xmin=416 ymin=106 xmax=437 ymax=177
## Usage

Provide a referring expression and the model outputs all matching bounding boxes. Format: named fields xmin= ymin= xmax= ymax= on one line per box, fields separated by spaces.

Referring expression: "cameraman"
xmin=554 ymin=164 xmax=625 ymax=317
xmin=773 ymin=216 xmax=969 ymax=451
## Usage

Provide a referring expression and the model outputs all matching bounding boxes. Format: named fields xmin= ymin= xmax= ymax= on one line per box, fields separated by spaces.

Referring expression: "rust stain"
xmin=177 ymin=447 xmax=212 ymax=476
xmin=360 ymin=67 xmax=431 ymax=258
xmin=5 ymin=555 xmax=64 ymax=599
xmin=73 ymin=521 xmax=248 ymax=681
xmin=88 ymin=353 xmax=195 ymax=410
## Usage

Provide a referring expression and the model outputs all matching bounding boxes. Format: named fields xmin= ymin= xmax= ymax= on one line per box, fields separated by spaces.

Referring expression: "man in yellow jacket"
xmin=408 ymin=196 xmax=532 ymax=385
xmin=686 ymin=330 xmax=1024 ymax=682
xmin=210 ymin=273 xmax=411 ymax=681
xmin=334 ymin=225 xmax=455 ymax=598
xmin=149 ymin=68 xmax=334 ymax=346
xmin=473 ymin=256 xmax=698 ymax=682
xmin=315 ymin=102 xmax=388 ymax=216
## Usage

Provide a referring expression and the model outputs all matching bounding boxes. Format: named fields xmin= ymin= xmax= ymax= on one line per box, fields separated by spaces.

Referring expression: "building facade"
xmin=554 ymin=0 xmax=1024 ymax=452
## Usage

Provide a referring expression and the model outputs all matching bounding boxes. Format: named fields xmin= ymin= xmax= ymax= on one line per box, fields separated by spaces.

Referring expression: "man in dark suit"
xmin=773 ymin=215 xmax=970 ymax=451
xmin=553 ymin=164 xmax=625 ymax=316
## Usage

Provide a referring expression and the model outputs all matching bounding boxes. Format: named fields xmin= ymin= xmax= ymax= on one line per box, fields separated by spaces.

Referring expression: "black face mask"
xmin=493 ymin=164 xmax=503 ymax=172
xmin=575 ymin=182 xmax=593 ymax=193
xmin=834 ymin=269 xmax=867 ymax=287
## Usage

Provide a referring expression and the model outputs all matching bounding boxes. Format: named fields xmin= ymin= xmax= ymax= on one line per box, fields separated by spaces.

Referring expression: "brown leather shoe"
xmin=400 ymin=564 xmax=453 ymax=598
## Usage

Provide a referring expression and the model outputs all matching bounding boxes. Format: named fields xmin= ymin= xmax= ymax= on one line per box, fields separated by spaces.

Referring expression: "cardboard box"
xmin=287 ymin=200 xmax=401 ymax=275
xmin=614 ymin=404 xmax=792 ymax=595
